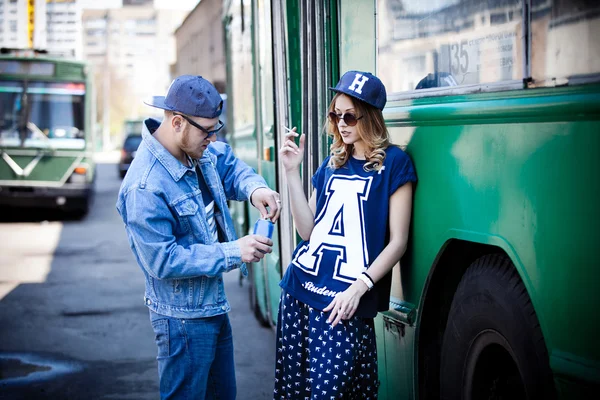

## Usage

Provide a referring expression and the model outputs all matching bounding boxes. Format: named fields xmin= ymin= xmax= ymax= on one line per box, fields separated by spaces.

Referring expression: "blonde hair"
xmin=326 ymin=93 xmax=390 ymax=172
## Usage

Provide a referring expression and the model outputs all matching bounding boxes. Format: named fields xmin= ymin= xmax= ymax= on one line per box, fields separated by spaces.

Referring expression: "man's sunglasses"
xmin=328 ymin=112 xmax=363 ymax=127
xmin=174 ymin=112 xmax=224 ymax=137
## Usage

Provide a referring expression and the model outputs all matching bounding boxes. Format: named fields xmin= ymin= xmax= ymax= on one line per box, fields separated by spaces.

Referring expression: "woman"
xmin=274 ymin=70 xmax=416 ymax=400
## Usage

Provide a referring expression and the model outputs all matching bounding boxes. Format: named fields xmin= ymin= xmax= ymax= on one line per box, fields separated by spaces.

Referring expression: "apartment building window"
xmin=137 ymin=18 xmax=155 ymax=25
xmin=87 ymin=28 xmax=105 ymax=36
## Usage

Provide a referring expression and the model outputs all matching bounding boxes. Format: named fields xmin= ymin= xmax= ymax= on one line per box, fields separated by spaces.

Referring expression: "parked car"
xmin=118 ymin=119 xmax=144 ymax=178
xmin=118 ymin=133 xmax=142 ymax=178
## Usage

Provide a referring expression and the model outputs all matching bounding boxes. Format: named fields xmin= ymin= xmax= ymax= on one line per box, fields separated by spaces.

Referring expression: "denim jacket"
xmin=116 ymin=118 xmax=267 ymax=318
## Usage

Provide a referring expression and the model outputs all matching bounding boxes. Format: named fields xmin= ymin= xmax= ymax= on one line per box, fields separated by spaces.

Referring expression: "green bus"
xmin=223 ymin=0 xmax=599 ymax=398
xmin=0 ymin=50 xmax=96 ymax=216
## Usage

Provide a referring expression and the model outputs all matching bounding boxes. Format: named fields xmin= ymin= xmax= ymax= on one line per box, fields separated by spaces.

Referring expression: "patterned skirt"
xmin=273 ymin=292 xmax=379 ymax=400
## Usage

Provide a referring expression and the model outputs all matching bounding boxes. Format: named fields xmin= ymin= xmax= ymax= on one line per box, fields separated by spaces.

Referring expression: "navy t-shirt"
xmin=280 ymin=145 xmax=417 ymax=318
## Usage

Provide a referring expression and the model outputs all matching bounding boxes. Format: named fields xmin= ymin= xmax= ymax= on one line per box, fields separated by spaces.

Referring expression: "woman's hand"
xmin=323 ymin=280 xmax=369 ymax=327
xmin=279 ymin=128 xmax=305 ymax=173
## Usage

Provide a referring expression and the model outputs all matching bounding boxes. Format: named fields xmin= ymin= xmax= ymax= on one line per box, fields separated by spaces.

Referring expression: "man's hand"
xmin=237 ymin=235 xmax=273 ymax=263
xmin=250 ymin=187 xmax=281 ymax=222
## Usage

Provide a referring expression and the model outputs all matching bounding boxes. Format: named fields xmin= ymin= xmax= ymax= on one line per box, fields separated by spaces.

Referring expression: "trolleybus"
xmin=0 ymin=49 xmax=96 ymax=216
xmin=223 ymin=1 xmax=600 ymax=398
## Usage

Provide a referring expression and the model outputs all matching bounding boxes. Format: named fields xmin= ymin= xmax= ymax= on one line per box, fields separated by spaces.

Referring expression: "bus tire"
xmin=440 ymin=254 xmax=555 ymax=400
xmin=67 ymin=196 xmax=90 ymax=219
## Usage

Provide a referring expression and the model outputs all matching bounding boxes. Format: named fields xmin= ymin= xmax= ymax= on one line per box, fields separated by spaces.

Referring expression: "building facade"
xmin=173 ymin=0 xmax=225 ymax=88
xmin=0 ymin=0 xmax=46 ymax=50
xmin=122 ymin=0 xmax=153 ymax=5
xmin=0 ymin=0 xmax=81 ymax=57
xmin=82 ymin=3 xmax=187 ymax=146
xmin=46 ymin=0 xmax=81 ymax=58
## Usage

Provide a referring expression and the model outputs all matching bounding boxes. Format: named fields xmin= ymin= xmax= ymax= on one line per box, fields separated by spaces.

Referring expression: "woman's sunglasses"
xmin=328 ymin=112 xmax=363 ymax=127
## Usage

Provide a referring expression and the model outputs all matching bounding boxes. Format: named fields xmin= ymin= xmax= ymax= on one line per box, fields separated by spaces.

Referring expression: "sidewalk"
xmin=94 ymin=150 xmax=121 ymax=164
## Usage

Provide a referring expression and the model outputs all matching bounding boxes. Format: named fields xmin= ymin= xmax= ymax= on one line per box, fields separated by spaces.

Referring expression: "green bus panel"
xmin=251 ymin=258 xmax=268 ymax=323
xmin=381 ymin=315 xmax=415 ymax=399
xmin=0 ymin=56 xmax=86 ymax=81
xmin=229 ymin=201 xmax=246 ymax=239
xmin=260 ymin=159 xmax=281 ymax=325
xmin=0 ymin=155 xmax=78 ymax=182
xmin=285 ymin=0 xmax=303 ymax=130
xmin=249 ymin=204 xmax=268 ymax=320
xmin=230 ymin=130 xmax=266 ymax=319
xmin=373 ymin=315 xmax=387 ymax=396
xmin=391 ymin=85 xmax=600 ymax=396
xmin=222 ymin=0 xmax=600 ymax=398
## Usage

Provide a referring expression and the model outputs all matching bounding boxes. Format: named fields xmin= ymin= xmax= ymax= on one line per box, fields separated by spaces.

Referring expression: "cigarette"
xmin=283 ymin=126 xmax=295 ymax=133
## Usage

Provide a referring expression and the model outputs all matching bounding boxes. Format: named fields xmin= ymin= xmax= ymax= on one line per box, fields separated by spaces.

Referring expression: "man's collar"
xmin=141 ymin=118 xmax=193 ymax=181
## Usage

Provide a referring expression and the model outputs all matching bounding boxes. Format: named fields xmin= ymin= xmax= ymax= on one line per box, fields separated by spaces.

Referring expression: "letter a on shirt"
xmin=292 ymin=175 xmax=372 ymax=283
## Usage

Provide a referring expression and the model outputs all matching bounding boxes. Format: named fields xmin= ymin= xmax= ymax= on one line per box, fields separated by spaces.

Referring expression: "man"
xmin=116 ymin=75 xmax=280 ymax=399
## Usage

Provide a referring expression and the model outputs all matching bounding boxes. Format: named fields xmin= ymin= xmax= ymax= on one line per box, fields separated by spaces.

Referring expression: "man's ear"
xmin=171 ymin=114 xmax=183 ymax=131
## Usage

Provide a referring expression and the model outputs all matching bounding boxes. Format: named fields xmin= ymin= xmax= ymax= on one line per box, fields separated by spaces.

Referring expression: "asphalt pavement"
xmin=0 ymin=153 xmax=276 ymax=400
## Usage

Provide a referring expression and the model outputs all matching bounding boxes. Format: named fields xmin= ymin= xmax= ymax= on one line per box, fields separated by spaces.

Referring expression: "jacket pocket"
xmin=172 ymin=198 xmax=199 ymax=235
xmin=173 ymin=198 xmax=198 ymax=216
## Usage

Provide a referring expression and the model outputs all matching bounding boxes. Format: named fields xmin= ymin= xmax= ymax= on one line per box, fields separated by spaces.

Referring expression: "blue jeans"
xmin=149 ymin=310 xmax=236 ymax=400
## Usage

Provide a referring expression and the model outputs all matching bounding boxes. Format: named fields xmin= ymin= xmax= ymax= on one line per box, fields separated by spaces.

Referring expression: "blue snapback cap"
xmin=330 ymin=70 xmax=387 ymax=110
xmin=144 ymin=75 xmax=223 ymax=118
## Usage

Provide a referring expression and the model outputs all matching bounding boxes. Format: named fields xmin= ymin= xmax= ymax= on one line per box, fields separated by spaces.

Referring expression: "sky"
xmin=78 ymin=0 xmax=200 ymax=10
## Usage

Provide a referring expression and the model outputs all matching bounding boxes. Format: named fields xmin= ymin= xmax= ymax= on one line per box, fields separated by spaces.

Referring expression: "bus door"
xmin=253 ymin=0 xmax=281 ymax=326
xmin=262 ymin=0 xmax=339 ymax=326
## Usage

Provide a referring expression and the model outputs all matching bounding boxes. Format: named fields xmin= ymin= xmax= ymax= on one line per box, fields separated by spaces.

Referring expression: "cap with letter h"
xmin=144 ymin=75 xmax=223 ymax=118
xmin=330 ymin=70 xmax=387 ymax=110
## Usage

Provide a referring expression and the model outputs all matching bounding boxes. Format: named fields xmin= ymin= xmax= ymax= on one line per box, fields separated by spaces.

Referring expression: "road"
xmin=0 ymin=156 xmax=276 ymax=400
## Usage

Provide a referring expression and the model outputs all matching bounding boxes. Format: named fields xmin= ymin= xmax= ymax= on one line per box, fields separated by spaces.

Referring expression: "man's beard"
xmin=182 ymin=126 xmax=205 ymax=159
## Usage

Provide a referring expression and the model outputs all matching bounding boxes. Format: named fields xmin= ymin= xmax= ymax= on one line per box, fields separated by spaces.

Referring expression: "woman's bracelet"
xmin=363 ymin=272 xmax=375 ymax=286
xmin=357 ymin=272 xmax=374 ymax=291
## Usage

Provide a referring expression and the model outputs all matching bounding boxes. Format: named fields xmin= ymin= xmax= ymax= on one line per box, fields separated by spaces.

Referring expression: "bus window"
xmin=0 ymin=81 xmax=22 ymax=141
xmin=377 ymin=0 xmax=523 ymax=93
xmin=0 ymin=81 xmax=85 ymax=149
xmin=531 ymin=0 xmax=600 ymax=83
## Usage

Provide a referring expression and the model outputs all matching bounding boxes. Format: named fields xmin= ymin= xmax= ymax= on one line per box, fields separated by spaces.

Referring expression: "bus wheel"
xmin=66 ymin=197 xmax=90 ymax=220
xmin=440 ymin=254 xmax=555 ymax=400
